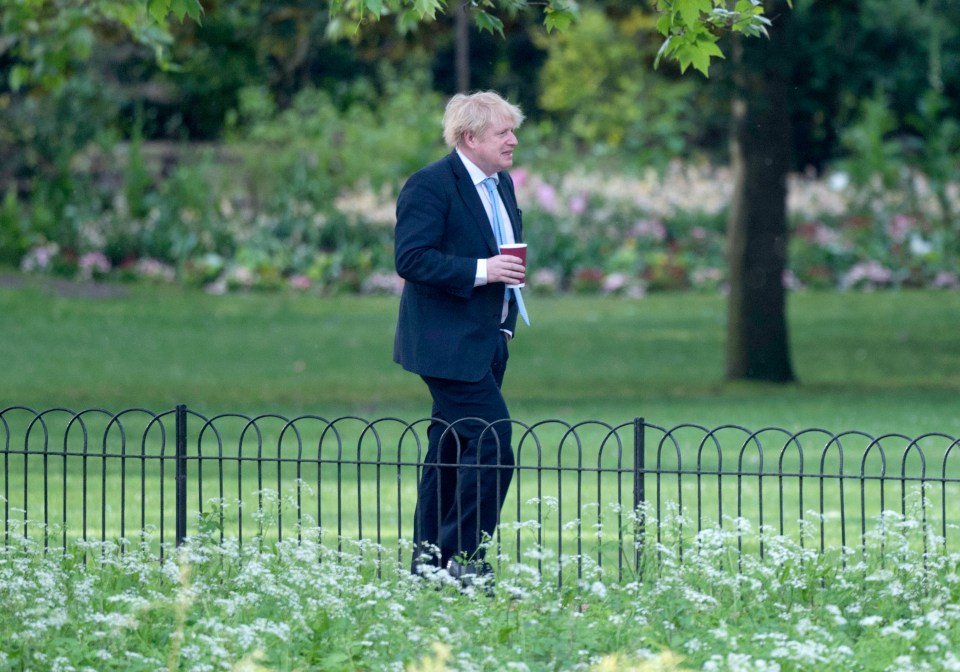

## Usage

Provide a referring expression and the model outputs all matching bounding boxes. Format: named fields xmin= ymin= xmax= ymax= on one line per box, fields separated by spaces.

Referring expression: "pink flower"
xmin=632 ymin=219 xmax=666 ymax=242
xmin=602 ymin=272 xmax=629 ymax=293
xmin=134 ymin=258 xmax=176 ymax=282
xmin=798 ymin=221 xmax=846 ymax=249
xmin=535 ymin=183 xmax=558 ymax=213
xmin=569 ymin=194 xmax=587 ymax=216
xmin=932 ymin=271 xmax=960 ymax=289
xmin=21 ymin=244 xmax=59 ymax=272
xmin=288 ymin=274 xmax=312 ymax=290
xmin=839 ymin=261 xmax=893 ymax=290
xmin=782 ymin=270 xmax=805 ymax=291
xmin=530 ymin=268 xmax=559 ymax=292
xmin=361 ymin=272 xmax=405 ymax=295
xmin=78 ymin=252 xmax=111 ymax=280
xmin=887 ymin=214 xmax=913 ymax=243
xmin=511 ymin=167 xmax=528 ymax=189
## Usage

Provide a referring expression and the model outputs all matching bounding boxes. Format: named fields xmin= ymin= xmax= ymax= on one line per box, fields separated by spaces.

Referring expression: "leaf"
xmin=364 ymin=0 xmax=384 ymax=19
xmin=170 ymin=0 xmax=190 ymax=21
xmin=320 ymin=653 xmax=351 ymax=667
xmin=146 ymin=0 xmax=168 ymax=24
xmin=474 ymin=10 xmax=504 ymax=37
xmin=395 ymin=9 xmax=422 ymax=33
xmin=653 ymin=35 xmax=673 ymax=70
xmin=672 ymin=31 xmax=723 ymax=77
xmin=544 ymin=7 xmax=575 ymax=33
xmin=148 ymin=0 xmax=203 ymax=24
xmin=183 ymin=0 xmax=203 ymax=22
xmin=689 ymin=37 xmax=724 ymax=76
xmin=9 ymin=64 xmax=29 ymax=91
xmin=699 ymin=38 xmax=724 ymax=59
xmin=674 ymin=0 xmax=712 ymax=23
xmin=413 ymin=0 xmax=443 ymax=20
xmin=655 ymin=12 xmax=674 ymax=37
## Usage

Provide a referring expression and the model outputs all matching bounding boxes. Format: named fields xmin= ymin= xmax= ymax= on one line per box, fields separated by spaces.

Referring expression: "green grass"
xmin=3 ymin=515 xmax=959 ymax=671
xmin=4 ymin=277 xmax=958 ymax=556
xmin=3 ymin=276 xmax=959 ymax=436
xmin=4 ymin=278 xmax=960 ymax=670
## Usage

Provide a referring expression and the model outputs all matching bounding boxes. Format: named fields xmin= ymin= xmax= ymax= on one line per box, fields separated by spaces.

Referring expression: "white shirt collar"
xmin=456 ymin=149 xmax=497 ymax=186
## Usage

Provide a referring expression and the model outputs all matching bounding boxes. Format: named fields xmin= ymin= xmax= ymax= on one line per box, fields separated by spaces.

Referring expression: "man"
xmin=393 ymin=91 xmax=529 ymax=583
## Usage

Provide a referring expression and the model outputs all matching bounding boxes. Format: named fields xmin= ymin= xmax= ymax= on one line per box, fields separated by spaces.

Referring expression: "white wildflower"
xmin=589 ymin=581 xmax=607 ymax=599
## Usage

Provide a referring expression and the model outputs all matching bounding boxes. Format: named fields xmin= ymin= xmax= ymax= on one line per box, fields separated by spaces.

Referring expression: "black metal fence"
xmin=3 ymin=405 xmax=959 ymax=579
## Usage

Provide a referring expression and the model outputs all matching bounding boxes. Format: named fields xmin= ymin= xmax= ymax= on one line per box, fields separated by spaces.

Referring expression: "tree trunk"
xmin=455 ymin=0 xmax=470 ymax=92
xmin=724 ymin=0 xmax=796 ymax=383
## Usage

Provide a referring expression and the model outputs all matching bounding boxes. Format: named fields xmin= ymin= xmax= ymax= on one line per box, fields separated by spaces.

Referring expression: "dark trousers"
xmin=412 ymin=334 xmax=515 ymax=570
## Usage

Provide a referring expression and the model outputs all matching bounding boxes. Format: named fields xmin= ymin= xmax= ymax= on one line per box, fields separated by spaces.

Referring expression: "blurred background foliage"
xmin=0 ymin=0 xmax=958 ymax=293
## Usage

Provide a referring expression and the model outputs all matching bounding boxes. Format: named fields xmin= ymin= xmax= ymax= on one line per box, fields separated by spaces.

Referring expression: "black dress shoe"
xmin=445 ymin=559 xmax=495 ymax=596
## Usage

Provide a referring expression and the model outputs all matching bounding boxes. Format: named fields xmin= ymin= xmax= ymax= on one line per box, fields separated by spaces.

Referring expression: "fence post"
xmin=633 ymin=417 xmax=646 ymax=576
xmin=175 ymin=404 xmax=188 ymax=547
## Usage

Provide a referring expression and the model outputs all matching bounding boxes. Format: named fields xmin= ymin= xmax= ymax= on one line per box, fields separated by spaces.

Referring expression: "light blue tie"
xmin=482 ymin=178 xmax=530 ymax=326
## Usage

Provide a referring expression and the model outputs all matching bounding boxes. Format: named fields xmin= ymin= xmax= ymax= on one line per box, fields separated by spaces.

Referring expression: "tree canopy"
xmin=2 ymin=0 xmax=202 ymax=89
xmin=332 ymin=0 xmax=783 ymax=76
xmin=3 ymin=0 xmax=783 ymax=91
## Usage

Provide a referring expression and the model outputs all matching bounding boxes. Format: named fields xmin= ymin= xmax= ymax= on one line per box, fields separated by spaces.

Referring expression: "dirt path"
xmin=0 ymin=272 xmax=130 ymax=299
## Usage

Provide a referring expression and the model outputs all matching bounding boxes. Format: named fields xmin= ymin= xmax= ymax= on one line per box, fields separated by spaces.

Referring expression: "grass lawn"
xmin=4 ymin=276 xmax=958 ymax=554
xmin=4 ymin=277 xmax=960 ymax=671
xmin=2 ymin=274 xmax=959 ymax=436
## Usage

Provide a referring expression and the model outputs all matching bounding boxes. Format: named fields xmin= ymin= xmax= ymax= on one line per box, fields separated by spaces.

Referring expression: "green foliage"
xmin=2 ymin=0 xmax=201 ymax=91
xmin=326 ymin=0 xmax=771 ymax=75
xmin=789 ymin=0 xmax=960 ymax=171
xmin=147 ymin=0 xmax=203 ymax=24
xmin=229 ymin=65 xmax=444 ymax=206
xmin=6 ymin=0 xmax=958 ymax=305
xmin=0 ymin=189 xmax=26 ymax=265
xmin=10 ymin=145 xmax=958 ymax=298
xmin=838 ymin=86 xmax=960 ymax=263
xmin=652 ymin=0 xmax=777 ymax=76
xmin=906 ymin=89 xmax=960 ymax=233
xmin=4 ymin=65 xmax=444 ymax=287
xmin=0 ymin=72 xmax=120 ymax=192
xmin=536 ymin=8 xmax=699 ymax=169
xmin=329 ymin=0 xmax=579 ymax=39
xmin=838 ymin=91 xmax=903 ymax=195
xmin=1 ymin=508 xmax=959 ymax=670
xmin=123 ymin=109 xmax=153 ymax=220
xmin=154 ymin=7 xmax=269 ymax=140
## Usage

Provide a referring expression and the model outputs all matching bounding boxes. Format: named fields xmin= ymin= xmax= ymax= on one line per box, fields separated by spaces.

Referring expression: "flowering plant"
xmin=12 ymin=159 xmax=959 ymax=296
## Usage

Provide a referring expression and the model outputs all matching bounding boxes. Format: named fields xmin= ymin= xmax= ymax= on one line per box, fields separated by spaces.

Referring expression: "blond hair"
xmin=442 ymin=91 xmax=525 ymax=149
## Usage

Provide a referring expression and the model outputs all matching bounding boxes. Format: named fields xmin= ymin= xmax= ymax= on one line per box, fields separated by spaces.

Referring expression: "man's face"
xmin=464 ymin=118 xmax=518 ymax=176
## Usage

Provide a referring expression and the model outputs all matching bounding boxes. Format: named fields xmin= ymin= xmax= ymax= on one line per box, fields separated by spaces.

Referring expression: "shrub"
xmin=9 ymin=74 xmax=959 ymax=296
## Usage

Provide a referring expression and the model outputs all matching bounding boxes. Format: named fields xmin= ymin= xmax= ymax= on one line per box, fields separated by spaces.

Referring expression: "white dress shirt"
xmin=456 ymin=149 xmax=516 ymax=286
xmin=456 ymin=149 xmax=515 ymax=330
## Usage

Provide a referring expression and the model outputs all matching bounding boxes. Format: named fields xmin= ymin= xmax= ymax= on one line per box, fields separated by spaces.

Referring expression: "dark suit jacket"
xmin=393 ymin=151 xmax=523 ymax=382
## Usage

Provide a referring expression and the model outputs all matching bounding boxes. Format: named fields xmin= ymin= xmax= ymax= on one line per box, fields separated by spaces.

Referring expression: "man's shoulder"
xmin=413 ymin=151 xmax=461 ymax=179
xmin=401 ymin=153 xmax=462 ymax=198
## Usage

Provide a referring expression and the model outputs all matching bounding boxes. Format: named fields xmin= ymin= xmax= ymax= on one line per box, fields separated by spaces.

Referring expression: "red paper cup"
xmin=500 ymin=243 xmax=527 ymax=288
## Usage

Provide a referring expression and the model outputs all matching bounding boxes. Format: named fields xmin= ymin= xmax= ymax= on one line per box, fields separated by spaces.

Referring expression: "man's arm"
xmin=394 ymin=172 xmax=477 ymax=296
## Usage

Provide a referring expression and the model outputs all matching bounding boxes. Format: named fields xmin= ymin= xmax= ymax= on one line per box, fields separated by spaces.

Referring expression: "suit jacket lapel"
xmin=450 ymin=153 xmax=500 ymax=254
xmin=496 ymin=175 xmax=522 ymax=243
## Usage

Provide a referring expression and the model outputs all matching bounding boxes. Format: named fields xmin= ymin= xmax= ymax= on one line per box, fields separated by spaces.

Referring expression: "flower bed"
xmin=13 ymin=160 xmax=960 ymax=295
xmin=3 ymin=508 xmax=959 ymax=671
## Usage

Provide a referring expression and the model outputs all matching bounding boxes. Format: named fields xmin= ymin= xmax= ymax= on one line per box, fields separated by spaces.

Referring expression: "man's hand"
xmin=487 ymin=254 xmax=526 ymax=286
